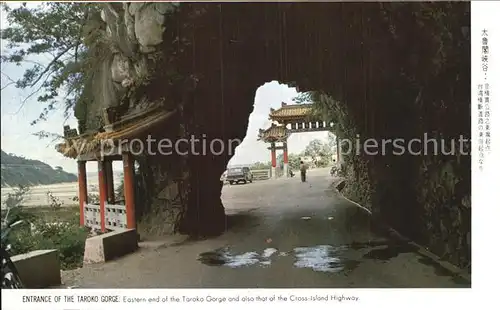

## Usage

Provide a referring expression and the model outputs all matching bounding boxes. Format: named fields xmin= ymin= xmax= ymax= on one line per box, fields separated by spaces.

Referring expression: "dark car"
xmin=226 ymin=167 xmax=253 ymax=185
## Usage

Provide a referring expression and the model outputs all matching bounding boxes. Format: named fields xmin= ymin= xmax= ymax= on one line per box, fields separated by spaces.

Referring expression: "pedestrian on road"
xmin=299 ymin=161 xmax=307 ymax=182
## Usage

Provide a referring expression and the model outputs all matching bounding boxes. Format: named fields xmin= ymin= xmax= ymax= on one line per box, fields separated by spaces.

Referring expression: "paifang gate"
xmin=55 ymin=106 xmax=176 ymax=233
xmin=257 ymin=102 xmax=338 ymax=178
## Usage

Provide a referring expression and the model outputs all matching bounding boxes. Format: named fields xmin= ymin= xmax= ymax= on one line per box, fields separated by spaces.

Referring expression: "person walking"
xmin=299 ymin=161 xmax=307 ymax=182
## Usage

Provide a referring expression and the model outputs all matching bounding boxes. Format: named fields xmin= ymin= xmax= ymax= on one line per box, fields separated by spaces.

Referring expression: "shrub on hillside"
xmin=7 ymin=213 xmax=88 ymax=270
xmin=3 ymin=185 xmax=88 ymax=270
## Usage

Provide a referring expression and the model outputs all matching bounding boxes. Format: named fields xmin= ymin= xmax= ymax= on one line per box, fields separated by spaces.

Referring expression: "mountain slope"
xmin=1 ymin=150 xmax=77 ymax=187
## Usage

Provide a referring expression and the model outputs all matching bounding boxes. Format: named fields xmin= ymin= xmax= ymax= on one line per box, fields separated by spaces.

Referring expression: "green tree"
xmin=303 ymin=139 xmax=332 ymax=166
xmin=277 ymin=153 xmax=302 ymax=171
xmin=1 ymin=2 xmax=101 ymax=125
xmin=292 ymin=92 xmax=312 ymax=104
xmin=289 ymin=154 xmax=302 ymax=170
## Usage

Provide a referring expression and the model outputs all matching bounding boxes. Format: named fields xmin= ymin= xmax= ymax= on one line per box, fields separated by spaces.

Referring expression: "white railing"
xmin=83 ymin=202 xmax=127 ymax=231
xmin=104 ymin=204 xmax=127 ymax=230
xmin=83 ymin=203 xmax=101 ymax=230
xmin=251 ymin=169 xmax=271 ymax=181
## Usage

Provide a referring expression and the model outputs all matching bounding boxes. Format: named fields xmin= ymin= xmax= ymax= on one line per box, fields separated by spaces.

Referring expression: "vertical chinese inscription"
xmin=478 ymin=84 xmax=484 ymax=171
xmin=478 ymin=29 xmax=490 ymax=171
xmin=484 ymin=83 xmax=490 ymax=154
xmin=482 ymin=29 xmax=490 ymax=156
xmin=482 ymin=29 xmax=489 ymax=74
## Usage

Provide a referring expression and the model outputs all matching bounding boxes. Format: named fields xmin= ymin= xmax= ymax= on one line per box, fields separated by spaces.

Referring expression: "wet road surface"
xmin=62 ymin=168 xmax=470 ymax=288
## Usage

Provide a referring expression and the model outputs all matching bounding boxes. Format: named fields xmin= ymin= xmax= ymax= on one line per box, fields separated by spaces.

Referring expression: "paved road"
xmin=62 ymin=168 xmax=469 ymax=288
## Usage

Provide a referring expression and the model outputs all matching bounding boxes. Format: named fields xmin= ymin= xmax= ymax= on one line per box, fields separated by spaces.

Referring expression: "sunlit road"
xmin=63 ymin=168 xmax=469 ymax=288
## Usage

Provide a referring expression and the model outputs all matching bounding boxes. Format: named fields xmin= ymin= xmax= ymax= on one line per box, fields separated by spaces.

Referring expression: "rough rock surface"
xmin=75 ymin=2 xmax=471 ymax=268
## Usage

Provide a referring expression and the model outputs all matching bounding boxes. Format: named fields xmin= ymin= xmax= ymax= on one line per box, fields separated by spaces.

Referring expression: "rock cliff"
xmin=76 ymin=2 xmax=470 ymax=268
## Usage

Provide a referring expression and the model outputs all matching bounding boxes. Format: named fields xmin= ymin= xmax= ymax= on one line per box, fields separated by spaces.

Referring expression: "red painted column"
xmin=270 ymin=142 xmax=277 ymax=179
xmin=122 ymin=152 xmax=136 ymax=229
xmin=283 ymin=143 xmax=289 ymax=164
xmin=77 ymin=161 xmax=88 ymax=227
xmin=271 ymin=146 xmax=277 ymax=167
xmin=98 ymin=160 xmax=108 ymax=232
xmin=105 ymin=161 xmax=115 ymax=204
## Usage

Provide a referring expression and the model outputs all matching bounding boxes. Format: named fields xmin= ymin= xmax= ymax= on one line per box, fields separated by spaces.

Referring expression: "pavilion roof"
xmin=257 ymin=123 xmax=289 ymax=142
xmin=55 ymin=108 xmax=176 ymax=160
xmin=269 ymin=102 xmax=314 ymax=121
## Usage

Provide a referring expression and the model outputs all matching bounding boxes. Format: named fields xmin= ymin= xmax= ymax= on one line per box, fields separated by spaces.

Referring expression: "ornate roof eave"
xmin=269 ymin=114 xmax=313 ymax=121
xmin=258 ymin=136 xmax=288 ymax=143
xmin=55 ymin=108 xmax=177 ymax=159
xmin=268 ymin=103 xmax=314 ymax=120
xmin=258 ymin=133 xmax=289 ymax=140
xmin=257 ymin=124 xmax=290 ymax=143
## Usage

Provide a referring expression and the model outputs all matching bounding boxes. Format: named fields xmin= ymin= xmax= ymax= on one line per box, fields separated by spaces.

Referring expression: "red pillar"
xmin=123 ymin=152 xmax=136 ymax=229
xmin=77 ymin=161 xmax=88 ymax=227
xmin=98 ymin=160 xmax=108 ymax=232
xmin=283 ymin=143 xmax=288 ymax=164
xmin=104 ymin=161 xmax=115 ymax=204
xmin=271 ymin=143 xmax=277 ymax=168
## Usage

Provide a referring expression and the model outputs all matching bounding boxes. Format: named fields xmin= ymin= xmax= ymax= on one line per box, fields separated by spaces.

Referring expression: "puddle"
xmin=260 ymin=248 xmax=278 ymax=266
xmin=293 ymin=245 xmax=359 ymax=273
xmin=198 ymin=248 xmax=233 ymax=266
xmin=262 ymin=248 xmax=278 ymax=258
xmin=226 ymin=252 xmax=260 ymax=268
xmin=199 ymin=245 xmax=359 ymax=273
xmin=362 ymin=243 xmax=416 ymax=261
xmin=198 ymin=247 xmax=278 ymax=268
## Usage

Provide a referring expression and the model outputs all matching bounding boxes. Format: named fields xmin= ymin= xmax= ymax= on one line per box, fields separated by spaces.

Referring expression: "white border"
xmin=471 ymin=0 xmax=499 ymax=293
xmin=0 ymin=288 xmax=477 ymax=310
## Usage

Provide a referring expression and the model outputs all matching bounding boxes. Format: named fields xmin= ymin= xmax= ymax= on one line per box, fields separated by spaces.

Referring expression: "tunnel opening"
xmin=225 ymin=81 xmax=333 ymax=182
xmin=219 ymin=80 xmax=336 ymax=226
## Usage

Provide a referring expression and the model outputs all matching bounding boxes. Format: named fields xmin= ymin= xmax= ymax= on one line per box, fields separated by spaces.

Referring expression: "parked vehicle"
xmin=226 ymin=167 xmax=253 ymax=185
xmin=1 ymin=218 xmax=24 ymax=289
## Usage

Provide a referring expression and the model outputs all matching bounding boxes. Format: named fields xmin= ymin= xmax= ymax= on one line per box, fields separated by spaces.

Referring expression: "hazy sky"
xmin=0 ymin=4 xmax=327 ymax=174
